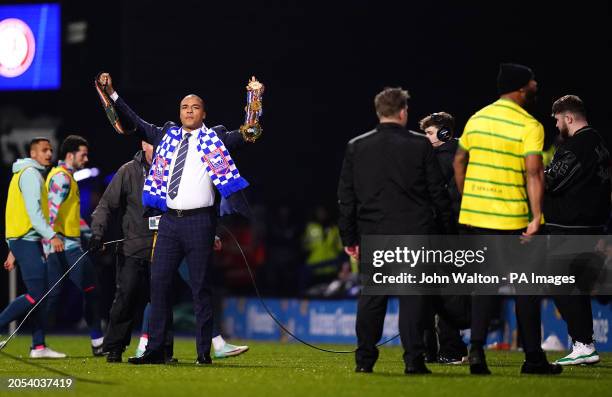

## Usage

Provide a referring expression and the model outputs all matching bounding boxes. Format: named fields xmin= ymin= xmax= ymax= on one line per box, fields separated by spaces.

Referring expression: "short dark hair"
xmin=551 ymin=95 xmax=586 ymax=119
xmin=374 ymin=87 xmax=410 ymax=118
xmin=419 ymin=112 xmax=455 ymax=133
xmin=181 ymin=94 xmax=205 ymax=110
xmin=60 ymin=135 xmax=89 ymax=159
xmin=28 ymin=137 xmax=50 ymax=152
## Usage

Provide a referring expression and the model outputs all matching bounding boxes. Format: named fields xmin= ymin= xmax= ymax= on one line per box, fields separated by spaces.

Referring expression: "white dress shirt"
xmin=166 ymin=128 xmax=215 ymax=210
xmin=111 ymin=92 xmax=215 ymax=210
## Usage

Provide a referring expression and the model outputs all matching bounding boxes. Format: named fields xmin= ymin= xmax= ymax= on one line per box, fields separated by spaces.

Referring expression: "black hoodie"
xmin=91 ymin=150 xmax=154 ymax=259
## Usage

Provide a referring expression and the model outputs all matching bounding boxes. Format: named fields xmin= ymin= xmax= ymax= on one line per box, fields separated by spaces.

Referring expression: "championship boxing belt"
xmin=239 ymin=76 xmax=264 ymax=143
xmin=94 ymin=72 xmax=133 ymax=134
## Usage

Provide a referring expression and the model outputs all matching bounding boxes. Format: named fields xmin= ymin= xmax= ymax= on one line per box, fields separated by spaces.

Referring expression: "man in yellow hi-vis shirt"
xmin=44 ymin=135 xmax=104 ymax=356
xmin=1 ymin=138 xmax=66 ymax=358
xmin=454 ymin=63 xmax=561 ymax=376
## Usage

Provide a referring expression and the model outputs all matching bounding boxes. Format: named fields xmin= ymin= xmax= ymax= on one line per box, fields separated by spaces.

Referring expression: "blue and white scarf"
xmin=142 ymin=125 xmax=249 ymax=212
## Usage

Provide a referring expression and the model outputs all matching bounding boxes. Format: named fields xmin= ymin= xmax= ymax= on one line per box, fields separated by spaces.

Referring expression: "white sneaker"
xmin=29 ymin=347 xmax=67 ymax=359
xmin=214 ymin=343 xmax=249 ymax=358
xmin=0 ymin=340 xmax=6 ymax=349
xmin=554 ymin=341 xmax=600 ymax=365
xmin=541 ymin=334 xmax=565 ymax=352
xmin=135 ymin=336 xmax=148 ymax=358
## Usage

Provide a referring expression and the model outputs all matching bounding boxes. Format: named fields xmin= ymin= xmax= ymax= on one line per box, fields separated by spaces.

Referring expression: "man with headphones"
xmin=420 ymin=112 xmax=460 ymax=220
xmin=419 ymin=112 xmax=469 ymax=365
xmin=421 ymin=112 xmax=454 ymax=146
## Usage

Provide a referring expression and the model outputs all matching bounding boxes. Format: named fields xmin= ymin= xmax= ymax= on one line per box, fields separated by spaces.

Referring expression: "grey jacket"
xmin=91 ymin=151 xmax=154 ymax=260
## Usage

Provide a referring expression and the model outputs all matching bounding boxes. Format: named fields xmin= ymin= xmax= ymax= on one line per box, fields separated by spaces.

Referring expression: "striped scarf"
xmin=142 ymin=126 xmax=248 ymax=212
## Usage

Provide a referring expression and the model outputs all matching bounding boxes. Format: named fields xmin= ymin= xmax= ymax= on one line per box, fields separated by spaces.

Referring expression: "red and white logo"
xmin=0 ymin=18 xmax=36 ymax=78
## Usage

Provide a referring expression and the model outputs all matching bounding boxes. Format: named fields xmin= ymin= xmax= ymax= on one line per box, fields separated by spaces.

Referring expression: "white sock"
xmin=212 ymin=335 xmax=226 ymax=351
xmin=137 ymin=336 xmax=148 ymax=351
xmin=91 ymin=337 xmax=104 ymax=348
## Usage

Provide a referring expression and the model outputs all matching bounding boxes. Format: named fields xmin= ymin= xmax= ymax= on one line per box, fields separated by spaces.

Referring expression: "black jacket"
xmin=544 ymin=126 xmax=611 ymax=227
xmin=433 ymin=138 xmax=461 ymax=222
xmin=337 ymin=123 xmax=453 ymax=246
xmin=91 ymin=150 xmax=154 ymax=260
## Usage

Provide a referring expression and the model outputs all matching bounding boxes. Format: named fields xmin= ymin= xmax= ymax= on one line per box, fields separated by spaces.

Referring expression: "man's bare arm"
xmin=524 ymin=154 xmax=544 ymax=236
xmin=453 ymin=147 xmax=469 ymax=195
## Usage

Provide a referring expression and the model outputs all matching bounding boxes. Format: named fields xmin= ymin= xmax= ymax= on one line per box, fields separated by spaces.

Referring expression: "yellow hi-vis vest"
xmin=46 ymin=166 xmax=81 ymax=238
xmin=303 ymin=223 xmax=343 ymax=265
xmin=5 ymin=167 xmax=49 ymax=238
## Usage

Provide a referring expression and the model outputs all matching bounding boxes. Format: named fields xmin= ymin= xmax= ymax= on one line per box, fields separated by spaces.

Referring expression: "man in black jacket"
xmin=90 ymin=141 xmax=157 ymax=362
xmin=544 ymin=95 xmax=609 ymax=366
xmin=420 ymin=112 xmax=461 ymax=221
xmin=419 ymin=112 xmax=468 ymax=365
xmin=338 ymin=87 xmax=452 ymax=374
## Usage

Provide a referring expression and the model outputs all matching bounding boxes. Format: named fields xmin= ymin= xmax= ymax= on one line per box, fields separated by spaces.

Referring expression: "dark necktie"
xmin=167 ymin=132 xmax=191 ymax=199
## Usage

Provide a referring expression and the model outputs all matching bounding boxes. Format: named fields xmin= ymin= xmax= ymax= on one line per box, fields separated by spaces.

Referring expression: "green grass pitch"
xmin=0 ymin=336 xmax=610 ymax=397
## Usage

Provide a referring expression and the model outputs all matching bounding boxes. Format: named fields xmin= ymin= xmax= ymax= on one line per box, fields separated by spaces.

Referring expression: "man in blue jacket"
xmin=90 ymin=141 xmax=248 ymax=362
xmin=97 ymin=73 xmax=253 ymax=364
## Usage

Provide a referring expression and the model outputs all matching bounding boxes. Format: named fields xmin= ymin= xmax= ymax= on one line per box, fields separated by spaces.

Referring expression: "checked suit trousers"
xmin=147 ymin=209 xmax=216 ymax=358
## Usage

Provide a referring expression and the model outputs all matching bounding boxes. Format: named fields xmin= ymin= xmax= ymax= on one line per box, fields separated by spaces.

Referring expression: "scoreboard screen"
xmin=0 ymin=3 xmax=60 ymax=91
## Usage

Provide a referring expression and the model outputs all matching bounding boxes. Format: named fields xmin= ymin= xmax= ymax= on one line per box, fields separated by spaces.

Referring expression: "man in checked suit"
xmin=97 ymin=73 xmax=252 ymax=364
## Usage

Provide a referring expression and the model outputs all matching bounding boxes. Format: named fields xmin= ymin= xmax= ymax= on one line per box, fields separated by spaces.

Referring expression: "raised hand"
xmin=98 ymin=72 xmax=115 ymax=96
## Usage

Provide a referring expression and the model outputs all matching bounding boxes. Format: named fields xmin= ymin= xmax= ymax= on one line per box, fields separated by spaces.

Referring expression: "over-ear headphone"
xmin=429 ymin=112 xmax=453 ymax=143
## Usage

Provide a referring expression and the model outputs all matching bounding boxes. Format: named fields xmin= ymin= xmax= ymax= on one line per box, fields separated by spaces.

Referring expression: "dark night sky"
xmin=0 ymin=0 xmax=609 ymax=304
xmin=1 ymin=0 xmax=610 ymax=222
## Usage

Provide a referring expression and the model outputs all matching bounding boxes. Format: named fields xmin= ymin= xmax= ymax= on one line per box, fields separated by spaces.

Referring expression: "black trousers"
xmin=355 ymin=294 xmax=429 ymax=369
xmin=553 ymin=295 xmax=593 ymax=344
xmin=427 ymin=295 xmax=469 ymax=359
xmin=546 ymin=224 xmax=601 ymax=344
xmin=462 ymin=226 xmax=545 ymax=359
xmin=103 ymin=255 xmax=150 ymax=352
xmin=471 ymin=295 xmax=543 ymax=357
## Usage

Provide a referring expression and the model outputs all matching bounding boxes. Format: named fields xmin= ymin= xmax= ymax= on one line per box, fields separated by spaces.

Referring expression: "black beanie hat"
xmin=497 ymin=63 xmax=534 ymax=95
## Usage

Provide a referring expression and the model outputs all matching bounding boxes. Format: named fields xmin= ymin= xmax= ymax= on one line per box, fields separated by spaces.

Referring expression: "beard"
xmin=74 ymin=160 xmax=87 ymax=170
xmin=558 ymin=122 xmax=570 ymax=139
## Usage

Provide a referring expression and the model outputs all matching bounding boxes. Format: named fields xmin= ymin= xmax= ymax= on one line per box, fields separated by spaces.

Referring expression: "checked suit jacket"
xmin=113 ymin=96 xmax=251 ymax=219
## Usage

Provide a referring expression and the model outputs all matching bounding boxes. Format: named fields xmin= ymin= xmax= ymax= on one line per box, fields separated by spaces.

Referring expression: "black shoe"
xmin=195 ymin=355 xmax=212 ymax=365
xmin=521 ymin=360 xmax=563 ymax=375
xmin=128 ymin=350 xmax=165 ymax=365
xmin=92 ymin=345 xmax=105 ymax=357
xmin=355 ymin=366 xmax=373 ymax=373
xmin=165 ymin=357 xmax=179 ymax=364
xmin=469 ymin=349 xmax=491 ymax=375
xmin=404 ymin=362 xmax=432 ymax=375
xmin=106 ymin=350 xmax=122 ymax=363
xmin=425 ymin=353 xmax=438 ymax=363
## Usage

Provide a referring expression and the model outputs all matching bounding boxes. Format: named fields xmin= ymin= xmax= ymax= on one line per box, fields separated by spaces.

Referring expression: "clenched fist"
xmin=98 ymin=72 xmax=116 ymax=96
